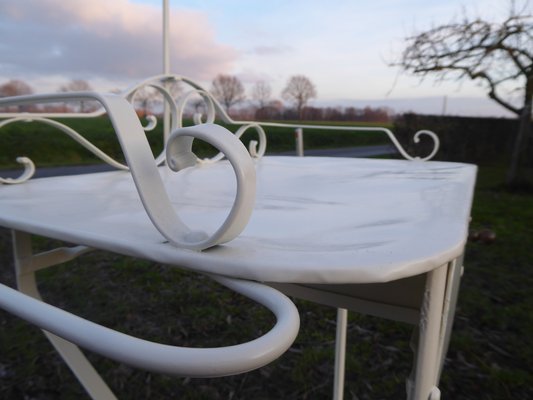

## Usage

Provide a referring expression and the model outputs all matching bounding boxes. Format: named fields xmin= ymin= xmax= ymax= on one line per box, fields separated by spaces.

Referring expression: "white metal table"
xmin=0 ymin=80 xmax=477 ymax=399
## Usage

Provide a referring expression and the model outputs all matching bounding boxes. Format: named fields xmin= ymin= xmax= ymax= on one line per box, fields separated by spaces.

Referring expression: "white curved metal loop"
xmin=0 ymin=79 xmax=178 ymax=185
xmin=381 ymin=127 xmax=440 ymax=161
xmin=175 ymin=89 xmax=216 ymax=128
xmin=166 ymin=123 xmax=257 ymax=248
xmin=237 ymin=123 xmax=267 ymax=159
xmin=142 ymin=74 xmax=440 ymax=162
xmin=0 ymin=274 xmax=300 ymax=377
xmin=413 ymin=130 xmax=440 ymax=161
xmin=0 ymin=93 xmax=255 ymax=251
xmin=125 ymin=81 xmax=181 ymax=166
xmin=203 ymin=123 xmax=268 ymax=163
xmin=121 ymin=74 xmax=234 ymax=126
xmin=0 ymin=156 xmax=35 ymax=184
xmin=0 ymin=116 xmax=129 ymax=184
xmin=143 ymin=115 xmax=157 ymax=131
xmin=193 ymin=112 xmax=203 ymax=125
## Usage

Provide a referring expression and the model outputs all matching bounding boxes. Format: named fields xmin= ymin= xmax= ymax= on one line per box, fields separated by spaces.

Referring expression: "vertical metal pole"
xmin=295 ymin=128 xmax=304 ymax=157
xmin=162 ymin=0 xmax=171 ymax=142
xmin=437 ymin=257 xmax=462 ymax=379
xmin=333 ymin=308 xmax=348 ymax=400
xmin=411 ymin=264 xmax=447 ymax=400
xmin=163 ymin=0 xmax=170 ymax=75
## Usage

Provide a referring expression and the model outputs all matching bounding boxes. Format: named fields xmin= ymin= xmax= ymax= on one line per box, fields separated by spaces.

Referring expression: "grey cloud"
xmin=0 ymin=0 xmax=237 ymax=81
xmin=250 ymin=45 xmax=293 ymax=56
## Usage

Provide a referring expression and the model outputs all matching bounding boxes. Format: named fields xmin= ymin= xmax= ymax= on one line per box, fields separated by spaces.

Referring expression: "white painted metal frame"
xmin=0 ymin=75 xmax=473 ymax=400
xmin=2 ymin=229 xmax=300 ymax=398
xmin=0 ymin=92 xmax=257 ymax=251
xmin=0 ymin=73 xmax=439 ymax=185
xmin=268 ymin=258 xmax=462 ymax=400
xmin=288 ymin=127 xmax=451 ymax=400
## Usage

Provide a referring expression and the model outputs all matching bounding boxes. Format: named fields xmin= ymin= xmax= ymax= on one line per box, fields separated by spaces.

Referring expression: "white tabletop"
xmin=0 ymin=156 xmax=476 ymax=284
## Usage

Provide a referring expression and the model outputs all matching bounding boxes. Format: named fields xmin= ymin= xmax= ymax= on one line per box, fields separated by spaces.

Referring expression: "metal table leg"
xmin=409 ymin=263 xmax=448 ymax=400
xmin=12 ymin=230 xmax=118 ymax=400
xmin=333 ymin=308 xmax=348 ymax=400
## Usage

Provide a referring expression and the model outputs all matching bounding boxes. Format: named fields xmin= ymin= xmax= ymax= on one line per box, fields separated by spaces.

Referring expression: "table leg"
xmin=409 ymin=263 xmax=448 ymax=400
xmin=436 ymin=256 xmax=463 ymax=380
xmin=333 ymin=308 xmax=348 ymax=400
xmin=11 ymin=230 xmax=118 ymax=400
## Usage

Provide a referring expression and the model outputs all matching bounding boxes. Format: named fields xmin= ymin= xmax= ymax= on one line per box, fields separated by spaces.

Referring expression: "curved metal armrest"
xmin=0 ymin=93 xmax=256 ymax=250
xmin=0 ymin=274 xmax=300 ymax=377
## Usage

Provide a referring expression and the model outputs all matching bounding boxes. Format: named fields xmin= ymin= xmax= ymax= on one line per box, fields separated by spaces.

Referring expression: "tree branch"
xmin=392 ymin=8 xmax=531 ymax=116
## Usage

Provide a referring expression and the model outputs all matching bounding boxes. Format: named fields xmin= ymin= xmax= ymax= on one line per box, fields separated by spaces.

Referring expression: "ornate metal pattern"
xmin=0 ymin=74 xmax=440 ymax=184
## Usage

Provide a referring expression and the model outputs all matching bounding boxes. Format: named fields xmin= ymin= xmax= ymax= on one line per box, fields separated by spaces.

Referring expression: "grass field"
xmin=0 ymin=117 xmax=390 ymax=170
xmin=0 ymin=117 xmax=532 ymax=399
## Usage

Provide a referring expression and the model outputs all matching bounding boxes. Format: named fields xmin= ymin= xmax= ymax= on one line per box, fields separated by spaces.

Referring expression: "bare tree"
xmin=392 ymin=2 xmax=532 ymax=187
xmin=282 ymin=75 xmax=317 ymax=119
xmin=59 ymin=79 xmax=95 ymax=112
xmin=131 ymin=79 xmax=182 ymax=118
xmin=0 ymin=79 xmax=34 ymax=97
xmin=0 ymin=79 xmax=34 ymax=111
xmin=211 ymin=74 xmax=246 ymax=114
xmin=134 ymin=86 xmax=159 ymax=117
xmin=59 ymin=79 xmax=92 ymax=93
xmin=251 ymin=80 xmax=272 ymax=110
xmin=255 ymin=99 xmax=284 ymax=120
xmin=166 ymin=79 xmax=183 ymax=100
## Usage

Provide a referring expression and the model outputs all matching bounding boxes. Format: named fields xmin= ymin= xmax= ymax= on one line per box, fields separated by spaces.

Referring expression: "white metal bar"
xmin=333 ymin=308 xmax=348 ymax=400
xmin=162 ymin=0 xmax=171 ymax=142
xmin=12 ymin=230 xmax=118 ymax=400
xmin=0 ymin=73 xmax=440 ymax=165
xmin=411 ymin=264 xmax=448 ymax=400
xmin=268 ymin=282 xmax=420 ymax=324
xmin=163 ymin=0 xmax=170 ymax=76
xmin=21 ymin=246 xmax=91 ymax=274
xmin=3 ymin=231 xmax=301 ymax=378
xmin=437 ymin=256 xmax=463 ymax=379
xmin=295 ymin=128 xmax=304 ymax=157
xmin=119 ymin=73 xmax=440 ymax=162
xmin=0 ymin=274 xmax=300 ymax=377
xmin=0 ymin=93 xmax=256 ymax=252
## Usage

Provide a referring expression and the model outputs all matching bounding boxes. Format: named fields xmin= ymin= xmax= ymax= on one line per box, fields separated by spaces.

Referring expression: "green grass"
xmin=0 ymin=117 xmax=390 ymax=169
xmin=0 ymin=116 xmax=145 ymax=168
xmin=441 ymin=182 xmax=533 ymax=399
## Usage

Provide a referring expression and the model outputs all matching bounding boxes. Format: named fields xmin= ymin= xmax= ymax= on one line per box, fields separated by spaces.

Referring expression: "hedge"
xmin=393 ymin=113 xmax=528 ymax=166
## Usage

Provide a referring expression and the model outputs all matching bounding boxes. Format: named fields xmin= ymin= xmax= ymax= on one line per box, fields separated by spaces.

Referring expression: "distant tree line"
xmin=209 ymin=73 xmax=391 ymax=122
xmin=210 ymin=73 xmax=318 ymax=119
xmin=0 ymin=78 xmax=97 ymax=113
xmin=253 ymin=104 xmax=393 ymax=122
xmin=0 ymin=75 xmax=393 ymax=122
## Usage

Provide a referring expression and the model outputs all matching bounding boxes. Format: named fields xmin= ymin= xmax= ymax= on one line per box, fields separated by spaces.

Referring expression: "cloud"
xmin=249 ymin=45 xmax=293 ymax=56
xmin=0 ymin=0 xmax=237 ymax=83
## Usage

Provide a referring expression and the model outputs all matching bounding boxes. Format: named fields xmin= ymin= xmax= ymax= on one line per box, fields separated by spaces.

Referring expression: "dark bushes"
xmin=393 ymin=113 xmax=526 ymax=165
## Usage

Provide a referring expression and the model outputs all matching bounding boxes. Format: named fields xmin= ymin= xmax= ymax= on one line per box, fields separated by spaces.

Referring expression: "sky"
xmin=0 ymin=0 xmax=529 ymax=117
